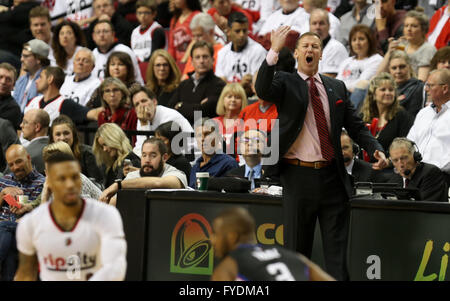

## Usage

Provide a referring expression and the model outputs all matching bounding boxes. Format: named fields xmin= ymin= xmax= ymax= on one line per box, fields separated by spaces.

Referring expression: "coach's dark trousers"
xmin=280 ymin=161 xmax=350 ymax=281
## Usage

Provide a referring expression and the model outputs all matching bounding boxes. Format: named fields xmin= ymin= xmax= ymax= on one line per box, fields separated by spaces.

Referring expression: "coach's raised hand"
xmin=270 ymin=26 xmax=291 ymax=53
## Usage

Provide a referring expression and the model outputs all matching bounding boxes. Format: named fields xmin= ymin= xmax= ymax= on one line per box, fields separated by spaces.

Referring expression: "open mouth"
xmin=306 ymin=56 xmax=313 ymax=64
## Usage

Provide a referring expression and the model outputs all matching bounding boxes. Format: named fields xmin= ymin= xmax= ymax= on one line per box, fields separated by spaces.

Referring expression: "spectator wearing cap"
xmin=13 ymin=39 xmax=51 ymax=113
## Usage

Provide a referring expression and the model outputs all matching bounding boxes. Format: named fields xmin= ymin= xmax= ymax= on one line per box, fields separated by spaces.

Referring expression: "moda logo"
xmin=170 ymin=213 xmax=214 ymax=275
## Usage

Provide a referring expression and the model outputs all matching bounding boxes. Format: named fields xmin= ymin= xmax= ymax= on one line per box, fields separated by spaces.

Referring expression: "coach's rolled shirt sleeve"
xmin=89 ymin=206 xmax=127 ymax=281
xmin=16 ymin=214 xmax=36 ymax=256
xmin=266 ymin=49 xmax=279 ymax=66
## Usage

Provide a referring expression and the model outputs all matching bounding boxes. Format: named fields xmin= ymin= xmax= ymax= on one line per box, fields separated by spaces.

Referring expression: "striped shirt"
xmin=0 ymin=169 xmax=45 ymax=222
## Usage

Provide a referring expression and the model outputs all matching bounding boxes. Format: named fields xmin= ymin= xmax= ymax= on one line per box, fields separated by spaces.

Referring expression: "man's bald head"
xmin=211 ymin=207 xmax=257 ymax=259
xmin=215 ymin=207 xmax=256 ymax=242
xmin=21 ymin=109 xmax=50 ymax=141
xmin=6 ymin=144 xmax=33 ymax=180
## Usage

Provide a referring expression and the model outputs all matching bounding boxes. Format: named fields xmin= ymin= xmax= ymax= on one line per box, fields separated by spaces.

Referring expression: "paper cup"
xmin=18 ymin=195 xmax=29 ymax=204
xmin=196 ymin=172 xmax=209 ymax=191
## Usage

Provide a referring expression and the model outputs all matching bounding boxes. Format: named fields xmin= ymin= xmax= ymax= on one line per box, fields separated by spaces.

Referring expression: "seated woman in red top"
xmin=97 ymin=77 xmax=138 ymax=136
xmin=213 ymin=83 xmax=248 ymax=155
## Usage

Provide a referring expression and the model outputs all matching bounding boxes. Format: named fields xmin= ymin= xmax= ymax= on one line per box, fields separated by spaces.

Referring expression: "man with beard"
xmin=99 ymin=137 xmax=188 ymax=205
xmin=341 ymin=131 xmax=389 ymax=189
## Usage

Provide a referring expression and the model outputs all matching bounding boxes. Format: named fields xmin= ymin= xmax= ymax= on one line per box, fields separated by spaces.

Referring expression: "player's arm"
xmin=89 ymin=208 xmax=127 ymax=281
xmin=298 ymin=254 xmax=335 ymax=281
xmin=211 ymin=256 xmax=238 ymax=281
xmin=15 ymin=252 xmax=39 ymax=281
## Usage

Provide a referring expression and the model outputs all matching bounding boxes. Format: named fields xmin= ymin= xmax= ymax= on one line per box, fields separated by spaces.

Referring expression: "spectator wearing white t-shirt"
xmin=130 ymin=0 xmax=166 ymax=62
xmin=129 ymin=85 xmax=196 ymax=158
xmin=60 ymin=48 xmax=101 ymax=106
xmin=309 ymin=8 xmax=348 ymax=78
xmin=215 ymin=12 xmax=267 ymax=96
xmin=336 ymin=24 xmax=383 ymax=107
xmin=91 ymin=20 xmax=144 ymax=84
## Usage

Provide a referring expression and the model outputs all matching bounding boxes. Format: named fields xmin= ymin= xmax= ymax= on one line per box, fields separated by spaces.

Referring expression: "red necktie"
xmin=309 ymin=77 xmax=334 ymax=161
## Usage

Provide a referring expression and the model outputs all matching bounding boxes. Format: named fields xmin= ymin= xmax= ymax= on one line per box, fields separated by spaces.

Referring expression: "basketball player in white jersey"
xmin=15 ymin=152 xmax=127 ymax=281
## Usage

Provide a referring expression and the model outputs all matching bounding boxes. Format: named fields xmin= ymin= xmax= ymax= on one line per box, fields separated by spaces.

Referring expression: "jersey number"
xmin=266 ymin=262 xmax=295 ymax=281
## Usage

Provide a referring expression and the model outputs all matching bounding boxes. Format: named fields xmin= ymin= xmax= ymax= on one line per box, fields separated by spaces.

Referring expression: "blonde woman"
xmin=145 ymin=49 xmax=181 ymax=107
xmin=39 ymin=142 xmax=102 ymax=204
xmin=360 ymin=72 xmax=414 ymax=156
xmin=213 ymin=83 xmax=248 ymax=155
xmin=93 ymin=123 xmax=141 ymax=188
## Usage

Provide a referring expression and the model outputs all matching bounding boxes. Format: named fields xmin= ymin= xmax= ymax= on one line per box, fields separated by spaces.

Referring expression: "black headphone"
xmin=392 ymin=137 xmax=422 ymax=162
xmin=352 ymin=143 xmax=360 ymax=156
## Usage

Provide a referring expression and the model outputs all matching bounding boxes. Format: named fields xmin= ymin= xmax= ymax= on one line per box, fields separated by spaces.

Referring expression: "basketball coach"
xmin=255 ymin=26 xmax=390 ymax=280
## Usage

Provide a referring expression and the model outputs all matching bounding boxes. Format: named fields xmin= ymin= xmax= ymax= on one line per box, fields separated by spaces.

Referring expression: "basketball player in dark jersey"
xmin=210 ymin=207 xmax=334 ymax=281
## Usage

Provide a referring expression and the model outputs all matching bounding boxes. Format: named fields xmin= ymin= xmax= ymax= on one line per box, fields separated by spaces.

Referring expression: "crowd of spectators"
xmin=0 ymin=0 xmax=449 ymax=281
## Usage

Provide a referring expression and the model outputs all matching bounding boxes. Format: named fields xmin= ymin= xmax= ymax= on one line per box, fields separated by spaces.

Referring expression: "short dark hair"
xmin=136 ymin=0 xmax=157 ymax=11
xmin=105 ymin=51 xmax=135 ymax=86
xmin=155 ymin=121 xmax=182 ymax=146
xmin=0 ymin=62 xmax=17 ymax=82
xmin=349 ymin=24 xmax=378 ymax=57
xmin=44 ymin=66 xmax=66 ymax=89
xmin=430 ymin=46 xmax=450 ymax=71
xmin=45 ymin=151 xmax=78 ymax=170
xmin=228 ymin=11 xmax=248 ymax=28
xmin=295 ymin=32 xmax=323 ymax=50
xmin=190 ymin=40 xmax=214 ymax=58
xmin=142 ymin=137 xmax=168 ymax=155
xmin=129 ymin=84 xmax=157 ymax=104
xmin=94 ymin=20 xmax=115 ymax=32
xmin=29 ymin=6 xmax=51 ymax=22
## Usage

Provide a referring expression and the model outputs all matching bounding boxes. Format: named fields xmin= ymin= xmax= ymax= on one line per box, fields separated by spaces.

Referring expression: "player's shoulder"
xmin=83 ymin=198 xmax=119 ymax=215
xmin=18 ymin=201 xmax=50 ymax=227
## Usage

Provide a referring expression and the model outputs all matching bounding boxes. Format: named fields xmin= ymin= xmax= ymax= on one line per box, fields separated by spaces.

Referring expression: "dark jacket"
xmin=397 ymin=78 xmax=425 ymax=117
xmin=375 ymin=109 xmax=414 ymax=156
xmin=168 ymin=70 xmax=226 ymax=125
xmin=350 ymin=158 xmax=390 ymax=184
xmin=255 ymin=60 xmax=384 ymax=197
xmin=0 ymin=94 xmax=22 ymax=130
xmin=0 ymin=1 xmax=39 ymax=56
xmin=387 ymin=162 xmax=449 ymax=202
xmin=80 ymin=144 xmax=104 ymax=185
xmin=167 ymin=154 xmax=192 ymax=184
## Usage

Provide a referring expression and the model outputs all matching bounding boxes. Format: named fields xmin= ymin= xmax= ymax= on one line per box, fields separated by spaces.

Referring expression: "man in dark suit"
xmin=387 ymin=137 xmax=448 ymax=202
xmin=20 ymin=109 xmax=49 ymax=175
xmin=225 ymin=129 xmax=278 ymax=189
xmin=341 ymin=130 xmax=389 ymax=185
xmin=255 ymin=26 xmax=390 ymax=280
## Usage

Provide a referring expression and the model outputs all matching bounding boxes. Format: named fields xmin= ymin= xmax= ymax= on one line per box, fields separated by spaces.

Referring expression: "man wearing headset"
xmin=387 ymin=137 xmax=448 ymax=202
xmin=341 ymin=130 xmax=388 ymax=186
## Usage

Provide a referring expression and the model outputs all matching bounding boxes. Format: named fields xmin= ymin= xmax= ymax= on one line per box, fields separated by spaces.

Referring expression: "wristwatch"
xmin=115 ymin=179 xmax=122 ymax=190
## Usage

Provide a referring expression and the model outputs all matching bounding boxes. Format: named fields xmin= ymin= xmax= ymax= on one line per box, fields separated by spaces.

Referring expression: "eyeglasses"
xmin=21 ymin=53 xmax=34 ymax=59
xmin=94 ymin=4 xmax=111 ymax=10
xmin=425 ymin=83 xmax=445 ymax=89
xmin=136 ymin=11 xmax=153 ymax=16
xmin=241 ymin=137 xmax=263 ymax=143
xmin=94 ymin=29 xmax=112 ymax=35
xmin=103 ymin=88 xmax=121 ymax=94
xmin=154 ymin=63 xmax=169 ymax=68
xmin=74 ymin=58 xmax=91 ymax=64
